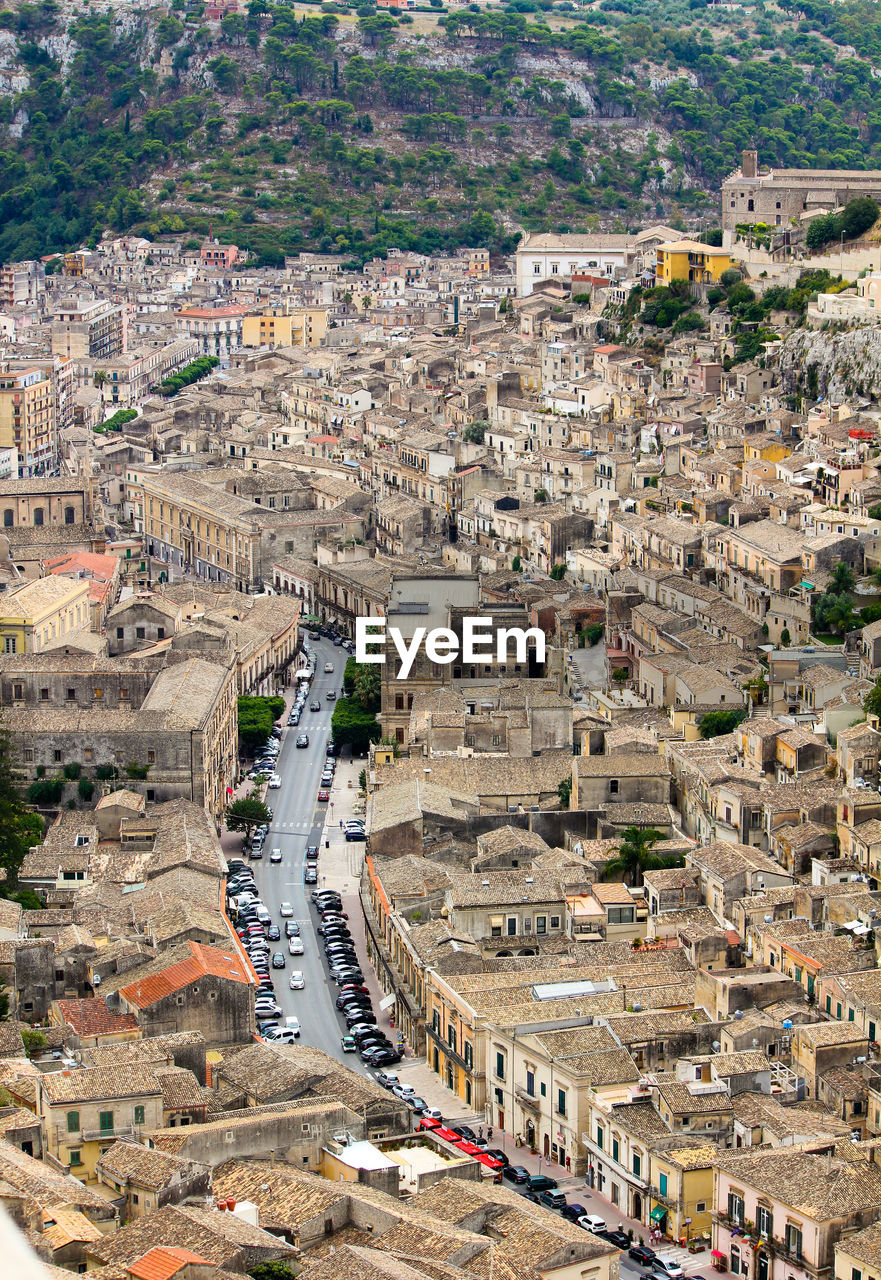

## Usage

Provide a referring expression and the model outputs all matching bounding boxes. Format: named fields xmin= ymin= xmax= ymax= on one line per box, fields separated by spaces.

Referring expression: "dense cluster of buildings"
xmin=9 ymin=158 xmax=881 ymax=1280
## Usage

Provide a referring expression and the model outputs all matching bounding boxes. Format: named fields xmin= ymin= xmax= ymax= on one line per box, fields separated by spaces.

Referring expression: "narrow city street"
xmin=222 ymin=635 xmax=712 ymax=1280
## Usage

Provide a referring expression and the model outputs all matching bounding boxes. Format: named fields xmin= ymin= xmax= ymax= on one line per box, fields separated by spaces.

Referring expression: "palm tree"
xmin=601 ymin=825 xmax=682 ymax=887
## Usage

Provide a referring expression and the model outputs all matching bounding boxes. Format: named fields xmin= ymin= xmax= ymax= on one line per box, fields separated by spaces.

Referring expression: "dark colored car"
xmin=310 ymin=700 xmax=321 ymax=712
xmin=285 ymin=921 xmax=300 ymax=938
xmin=304 ymin=868 xmax=318 ymax=883
xmin=362 ymin=1047 xmax=401 ymax=1066
xmin=325 ymin=742 xmax=337 ymax=757
xmin=266 ymin=924 xmax=281 ymax=941
xmin=305 ymin=845 xmax=319 ymax=861
xmin=526 ymin=1174 xmax=558 ymax=1194
xmin=629 ymin=1245 xmax=657 ymax=1267
xmin=537 ymin=1190 xmax=568 ymax=1211
xmin=271 ymin=952 xmax=286 ymax=969
xmin=502 ymin=1165 xmax=530 ymax=1185
xmin=600 ymin=1230 xmax=631 ymax=1250
xmin=296 ymin=733 xmax=309 ymax=748
xmin=484 ymin=1148 xmax=509 ymax=1167
xmin=561 ymin=1204 xmax=588 ymax=1224
xmin=450 ymin=1125 xmax=477 ymax=1142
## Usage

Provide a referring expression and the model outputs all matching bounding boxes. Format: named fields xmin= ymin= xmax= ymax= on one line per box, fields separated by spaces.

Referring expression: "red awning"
xmin=712 ymin=1251 xmax=726 ymax=1259
xmin=433 ymin=1126 xmax=461 ymax=1143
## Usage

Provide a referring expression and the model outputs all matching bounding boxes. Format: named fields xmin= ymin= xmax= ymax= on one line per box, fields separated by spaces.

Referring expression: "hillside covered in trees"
xmin=3 ymin=0 xmax=881 ymax=263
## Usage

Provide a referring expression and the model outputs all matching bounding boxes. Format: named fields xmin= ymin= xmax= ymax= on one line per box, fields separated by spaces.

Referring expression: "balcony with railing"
xmin=515 ymin=1086 xmax=541 ymax=1112
xmin=80 ymin=1123 xmax=139 ymax=1143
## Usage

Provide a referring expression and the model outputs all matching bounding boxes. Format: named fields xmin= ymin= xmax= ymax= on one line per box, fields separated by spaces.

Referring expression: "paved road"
xmin=246 ymin=636 xmax=370 ymax=1071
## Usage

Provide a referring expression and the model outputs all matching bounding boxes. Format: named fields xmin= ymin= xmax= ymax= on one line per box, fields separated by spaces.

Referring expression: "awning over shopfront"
xmin=650 ymin=1206 xmax=668 ymax=1223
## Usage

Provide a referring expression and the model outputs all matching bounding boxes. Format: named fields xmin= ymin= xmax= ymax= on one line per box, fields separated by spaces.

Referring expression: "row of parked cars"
xmin=225 ymin=859 xmax=299 ymax=1036
xmin=313 ymin=887 xmax=402 ymax=1068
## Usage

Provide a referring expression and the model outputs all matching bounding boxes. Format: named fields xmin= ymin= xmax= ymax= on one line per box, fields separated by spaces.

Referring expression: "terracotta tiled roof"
xmin=55 ymin=998 xmax=140 ymax=1039
xmin=119 ymin=942 xmax=253 ymax=1010
xmin=126 ymin=1246 xmax=213 ymax=1280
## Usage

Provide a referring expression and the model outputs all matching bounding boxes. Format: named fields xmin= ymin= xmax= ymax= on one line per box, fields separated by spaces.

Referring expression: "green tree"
xmin=225 ymin=792 xmax=271 ymax=839
xmin=0 ymin=725 xmax=43 ymax=883
xmin=830 ymin=562 xmax=856 ymax=595
xmin=780 ymin=627 xmax=791 ymax=647
xmin=697 ymin=709 xmax=747 ymax=739
xmin=249 ymin=1262 xmax=298 ymax=1280
xmin=601 ymin=826 xmax=678 ymax=887
xmin=550 ymin=563 xmax=566 ymax=580
xmin=21 ymin=1028 xmax=47 ymax=1058
xmin=237 ymin=696 xmax=283 ymax=753
xmin=331 ymin=697 xmax=381 ymax=753
xmin=557 ymin=774 xmax=572 ymax=808
xmin=463 ymin=422 xmax=485 ymax=444
xmin=351 ymin=663 xmax=380 ymax=714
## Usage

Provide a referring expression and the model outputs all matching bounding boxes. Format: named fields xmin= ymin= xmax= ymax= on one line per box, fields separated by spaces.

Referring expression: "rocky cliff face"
xmin=779 ymin=324 xmax=881 ymax=400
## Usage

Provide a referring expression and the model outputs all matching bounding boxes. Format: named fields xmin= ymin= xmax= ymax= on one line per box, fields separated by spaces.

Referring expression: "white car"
xmin=652 ymin=1259 xmax=684 ymax=1280
xmin=324 ymin=662 xmax=334 ymax=673
xmin=289 ymin=938 xmax=304 ymax=955
xmin=268 ymin=774 xmax=282 ymax=789
xmin=578 ymin=1215 xmax=607 ymax=1234
xmin=289 ymin=970 xmax=305 ymax=989
xmin=279 ymin=901 xmax=293 ymax=917
xmin=264 ymin=1025 xmax=299 ymax=1043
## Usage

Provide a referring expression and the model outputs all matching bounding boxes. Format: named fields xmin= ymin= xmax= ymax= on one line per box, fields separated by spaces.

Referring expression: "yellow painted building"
xmin=37 ymin=1064 xmax=164 ymax=1182
xmin=655 ymin=241 xmax=735 ymax=285
xmin=0 ymin=576 xmax=90 ymax=654
xmin=241 ymin=307 xmax=328 ymax=349
xmin=744 ymin=437 xmax=791 ymax=464
xmin=834 ymin=1220 xmax=881 ymax=1280
xmin=650 ymin=1146 xmax=715 ymax=1244
xmin=0 ymin=366 xmax=55 ymax=472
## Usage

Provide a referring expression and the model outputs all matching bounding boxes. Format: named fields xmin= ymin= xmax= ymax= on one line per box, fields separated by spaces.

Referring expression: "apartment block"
xmin=0 ymin=365 xmax=55 ymax=474
xmin=51 ymin=298 xmax=125 ymax=361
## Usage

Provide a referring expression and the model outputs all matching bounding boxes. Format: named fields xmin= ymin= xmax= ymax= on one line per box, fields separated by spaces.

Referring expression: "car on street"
xmin=601 ymin=1230 xmax=632 ymax=1250
xmin=266 ymin=924 xmax=281 ymax=941
xmin=345 ymin=826 xmax=367 ymax=841
xmin=526 ymin=1175 xmax=558 ymax=1194
xmin=363 ymin=1047 xmax=402 ymax=1066
xmin=263 ymin=1026 xmax=299 ymax=1044
xmin=306 ymin=845 xmax=319 ymax=861
xmin=269 ymin=775 xmax=282 ymax=789
xmin=326 ymin=689 xmax=336 ymax=699
xmin=392 ymin=1083 xmax=415 ymax=1098
xmin=450 ymin=1125 xmax=477 ymax=1142
xmin=577 ymin=1216 xmax=607 ymax=1234
xmin=285 ymin=920 xmax=300 ymax=936
xmin=559 ymin=1204 xmax=588 ymax=1224
xmin=289 ymin=938 xmax=303 ymax=954
xmin=317 ymin=789 xmax=330 ymax=802
xmin=289 ymin=970 xmax=305 ymax=989
xmin=249 ymin=845 xmax=263 ymax=859
xmin=296 ymin=734 xmax=309 ymax=747
xmin=502 ymin=1165 xmax=530 ymax=1185
xmin=279 ymin=902 xmax=293 ymax=917
xmin=484 ymin=1148 xmax=509 ymax=1167
xmin=324 ymin=662 xmax=334 ymax=673
xmin=271 ymin=952 xmax=286 ymax=969
xmin=535 ymin=1190 xmax=568 ymax=1211
xmin=341 ymin=1035 xmax=357 ymax=1052
xmin=628 ymin=1245 xmax=657 ymax=1266
xmin=651 ymin=1258 xmax=684 ymax=1280
xmin=254 ymin=997 xmax=282 ymax=1017
xmin=374 ymin=1072 xmax=399 ymax=1089
xmin=405 ymin=1096 xmax=428 ymax=1112
xmin=269 ymin=847 xmax=282 ymax=863
xmin=310 ymin=700 xmax=321 ymax=712
xmin=305 ymin=868 xmax=317 ymax=883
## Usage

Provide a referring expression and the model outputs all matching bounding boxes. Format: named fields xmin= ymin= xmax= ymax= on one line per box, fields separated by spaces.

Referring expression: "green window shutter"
xmin=99 ymin=1110 xmax=114 ymax=1132
xmin=66 ymin=1110 xmax=79 ymax=1134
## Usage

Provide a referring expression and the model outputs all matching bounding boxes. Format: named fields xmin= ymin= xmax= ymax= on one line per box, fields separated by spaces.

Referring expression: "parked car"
xmin=600 ymin=1230 xmax=630 ymax=1249
xmin=341 ymin=1035 xmax=357 ymax=1052
xmin=346 ymin=826 xmax=367 ymax=841
xmin=577 ymin=1216 xmax=607 ymax=1234
xmin=526 ymin=1175 xmax=558 ymax=1194
xmin=484 ymin=1148 xmax=509 ymax=1167
xmin=536 ymin=1190 xmax=568 ymax=1211
xmin=628 ymin=1245 xmax=657 ymax=1267
xmin=560 ymin=1204 xmax=589 ymax=1225
xmin=304 ymin=868 xmax=318 ymax=883
xmin=502 ymin=1165 xmax=530 ymax=1185
xmin=651 ymin=1258 xmax=684 ymax=1280
xmin=374 ymin=1073 xmax=399 ymax=1089
xmin=306 ymin=845 xmax=319 ymax=861
xmin=450 ymin=1125 xmax=477 ymax=1142
xmin=268 ymin=775 xmax=282 ymax=789
xmin=317 ymin=789 xmax=330 ymax=802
